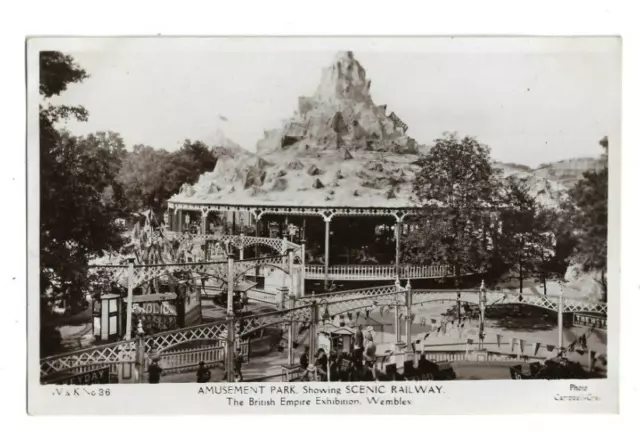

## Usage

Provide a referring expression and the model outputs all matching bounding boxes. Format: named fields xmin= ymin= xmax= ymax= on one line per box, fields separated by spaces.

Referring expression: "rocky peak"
xmin=314 ymin=51 xmax=372 ymax=104
xmin=256 ymin=51 xmax=420 ymax=155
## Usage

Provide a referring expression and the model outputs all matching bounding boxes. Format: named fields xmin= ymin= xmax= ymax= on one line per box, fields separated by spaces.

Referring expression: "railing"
xmin=147 ymin=340 xmax=250 ymax=375
xmin=246 ymin=289 xmax=277 ymax=305
xmin=304 ymin=265 xmax=451 ymax=280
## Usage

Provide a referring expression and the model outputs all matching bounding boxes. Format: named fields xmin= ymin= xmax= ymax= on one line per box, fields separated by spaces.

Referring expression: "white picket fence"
xmin=304 ymin=265 xmax=451 ymax=281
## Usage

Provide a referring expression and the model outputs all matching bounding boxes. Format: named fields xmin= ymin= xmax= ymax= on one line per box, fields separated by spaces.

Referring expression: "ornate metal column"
xmin=394 ymin=278 xmax=402 ymax=345
xmin=558 ymin=285 xmax=564 ymax=356
xmin=287 ymin=295 xmax=296 ymax=365
xmin=226 ymin=253 xmax=236 ymax=382
xmin=395 ymin=220 xmax=402 ymax=277
xmin=239 ymin=233 xmax=245 ymax=261
xmin=309 ymin=299 xmax=317 ymax=357
xmin=201 ymin=209 xmax=207 ymax=234
xmin=125 ymin=258 xmax=135 ymax=340
xmin=404 ymin=280 xmax=413 ymax=347
xmin=300 ymin=240 xmax=306 ymax=297
xmin=479 ymin=280 xmax=487 ymax=349
xmin=177 ymin=209 xmax=182 ymax=233
xmin=324 ymin=215 xmax=331 ymax=291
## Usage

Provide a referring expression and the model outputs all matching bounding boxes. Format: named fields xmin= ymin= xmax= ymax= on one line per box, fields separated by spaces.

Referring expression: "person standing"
xmin=314 ymin=349 xmax=328 ymax=381
xmin=299 ymin=346 xmax=311 ymax=381
xmin=364 ymin=332 xmax=377 ymax=381
xmin=196 ymin=361 xmax=211 ymax=383
xmin=148 ymin=359 xmax=163 ymax=384
xmin=354 ymin=325 xmax=364 ymax=364
xmin=233 ymin=348 xmax=244 ymax=381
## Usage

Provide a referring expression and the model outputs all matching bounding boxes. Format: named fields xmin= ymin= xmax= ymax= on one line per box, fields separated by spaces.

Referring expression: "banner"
xmin=510 ymin=338 xmax=516 ymax=352
xmin=496 ymin=334 xmax=502 ymax=348
xmin=519 ymin=339 xmax=525 ymax=353
xmin=547 ymin=344 xmax=555 ymax=352
xmin=533 ymin=342 xmax=541 ymax=356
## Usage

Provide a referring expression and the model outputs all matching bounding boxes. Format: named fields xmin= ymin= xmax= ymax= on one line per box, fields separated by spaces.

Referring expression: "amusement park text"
xmin=197 ymin=384 xmax=444 ymax=408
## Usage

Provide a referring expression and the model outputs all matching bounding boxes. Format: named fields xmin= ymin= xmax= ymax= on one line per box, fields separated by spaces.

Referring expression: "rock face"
xmin=255 ymin=51 xmax=419 ymax=156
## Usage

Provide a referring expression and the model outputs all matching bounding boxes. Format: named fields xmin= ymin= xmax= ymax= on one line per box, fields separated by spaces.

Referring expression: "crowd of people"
xmin=297 ymin=325 xmax=379 ymax=382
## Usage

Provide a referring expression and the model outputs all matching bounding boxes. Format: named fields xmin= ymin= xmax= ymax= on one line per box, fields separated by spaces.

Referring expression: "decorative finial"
xmin=406 ymin=279 xmax=412 ymax=291
xmin=480 ymin=280 xmax=485 ymax=290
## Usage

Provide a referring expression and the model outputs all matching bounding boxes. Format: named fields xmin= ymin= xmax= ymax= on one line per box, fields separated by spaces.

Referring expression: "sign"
xmin=317 ymin=332 xmax=331 ymax=354
xmin=48 ymin=367 xmax=111 ymax=385
xmin=573 ymin=313 xmax=607 ymax=330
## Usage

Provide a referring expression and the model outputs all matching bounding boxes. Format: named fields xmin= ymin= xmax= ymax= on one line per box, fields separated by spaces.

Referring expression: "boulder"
xmin=243 ymin=165 xmax=266 ymax=189
xmin=353 ymin=190 xmax=360 ymax=197
xmin=307 ymin=164 xmax=322 ymax=176
xmin=248 ymin=186 xmax=265 ymax=197
xmin=207 ymin=182 xmax=221 ymax=194
xmin=342 ymin=148 xmax=353 ymax=160
xmin=287 ymin=160 xmax=304 ymax=170
xmin=365 ymin=160 xmax=384 ymax=172
xmin=312 ymin=178 xmax=325 ymax=189
xmin=272 ymin=178 xmax=288 ymax=192
xmin=385 ymin=188 xmax=397 ymax=199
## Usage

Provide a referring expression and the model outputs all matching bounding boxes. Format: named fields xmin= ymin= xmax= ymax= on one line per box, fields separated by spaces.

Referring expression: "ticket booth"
xmin=92 ymin=293 xmax=123 ymax=342
xmin=317 ymin=324 xmax=356 ymax=356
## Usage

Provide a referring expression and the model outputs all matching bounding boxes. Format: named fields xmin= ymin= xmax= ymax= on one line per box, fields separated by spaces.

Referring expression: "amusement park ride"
xmin=42 ymin=211 xmax=609 ymax=385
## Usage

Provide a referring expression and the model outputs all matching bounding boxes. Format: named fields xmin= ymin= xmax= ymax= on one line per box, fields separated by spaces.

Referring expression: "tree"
xmin=118 ymin=144 xmax=174 ymax=212
xmin=118 ymin=139 xmax=217 ymax=214
xmin=498 ymin=177 xmax=557 ymax=295
xmin=566 ymin=137 xmax=608 ymax=300
xmin=40 ymin=52 xmax=126 ymax=328
xmin=404 ymin=133 xmax=503 ymax=282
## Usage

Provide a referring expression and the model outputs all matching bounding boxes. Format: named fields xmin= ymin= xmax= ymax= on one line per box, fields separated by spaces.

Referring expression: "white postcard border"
xmin=26 ymin=36 xmax=621 ymax=415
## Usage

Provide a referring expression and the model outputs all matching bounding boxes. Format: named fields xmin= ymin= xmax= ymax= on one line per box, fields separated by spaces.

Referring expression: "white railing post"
xmin=239 ymin=233 xmax=244 ymax=261
xmin=125 ymin=258 xmax=135 ymax=340
xmin=558 ymin=285 xmax=564 ymax=356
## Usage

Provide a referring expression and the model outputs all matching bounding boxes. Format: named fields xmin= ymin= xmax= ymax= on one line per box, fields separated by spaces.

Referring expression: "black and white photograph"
xmin=26 ymin=36 xmax=620 ymax=414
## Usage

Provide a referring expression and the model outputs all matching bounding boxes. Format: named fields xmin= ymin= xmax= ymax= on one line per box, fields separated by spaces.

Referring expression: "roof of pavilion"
xmin=168 ymin=146 xmax=424 ymax=210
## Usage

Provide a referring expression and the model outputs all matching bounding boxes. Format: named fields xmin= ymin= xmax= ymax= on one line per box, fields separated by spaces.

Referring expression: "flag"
xmin=467 ymin=339 xmax=474 ymax=345
xmin=519 ymin=339 xmax=525 ymax=353
xmin=534 ymin=342 xmax=541 ymax=356
xmin=356 ymin=311 xmax=360 ymax=320
xmin=547 ymin=344 xmax=555 ymax=352
xmin=496 ymin=334 xmax=502 ymax=348
xmin=568 ymin=342 xmax=576 ymax=352
xmin=510 ymin=338 xmax=517 ymax=352
xmin=424 ymin=332 xmax=430 ymax=339
xmin=576 ymin=349 xmax=585 ymax=356
xmin=431 ymin=318 xmax=437 ymax=324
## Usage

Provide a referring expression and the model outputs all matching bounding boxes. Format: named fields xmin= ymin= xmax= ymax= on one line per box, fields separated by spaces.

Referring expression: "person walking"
xmin=196 ymin=361 xmax=211 ymax=383
xmin=233 ymin=348 xmax=244 ymax=381
xmin=148 ymin=358 xmax=163 ymax=384
xmin=354 ymin=325 xmax=364 ymax=364
xmin=299 ymin=346 xmax=310 ymax=381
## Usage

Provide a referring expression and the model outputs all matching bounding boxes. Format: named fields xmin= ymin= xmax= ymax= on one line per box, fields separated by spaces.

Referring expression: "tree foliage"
xmin=497 ymin=176 xmax=557 ymax=293
xmin=566 ymin=137 xmax=608 ymax=297
xmin=404 ymin=133 xmax=503 ymax=280
xmin=40 ymin=53 xmax=125 ymax=328
xmin=118 ymin=139 xmax=217 ymax=213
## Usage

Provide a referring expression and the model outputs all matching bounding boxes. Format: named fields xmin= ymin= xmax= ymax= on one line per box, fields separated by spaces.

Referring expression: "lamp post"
xmin=135 ymin=320 xmax=145 ymax=383
xmin=318 ymin=299 xmax=332 ymax=382
xmin=479 ymin=280 xmax=487 ymax=350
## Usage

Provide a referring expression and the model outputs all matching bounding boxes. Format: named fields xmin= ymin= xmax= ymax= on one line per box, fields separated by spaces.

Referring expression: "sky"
xmin=47 ymin=38 xmax=621 ymax=167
